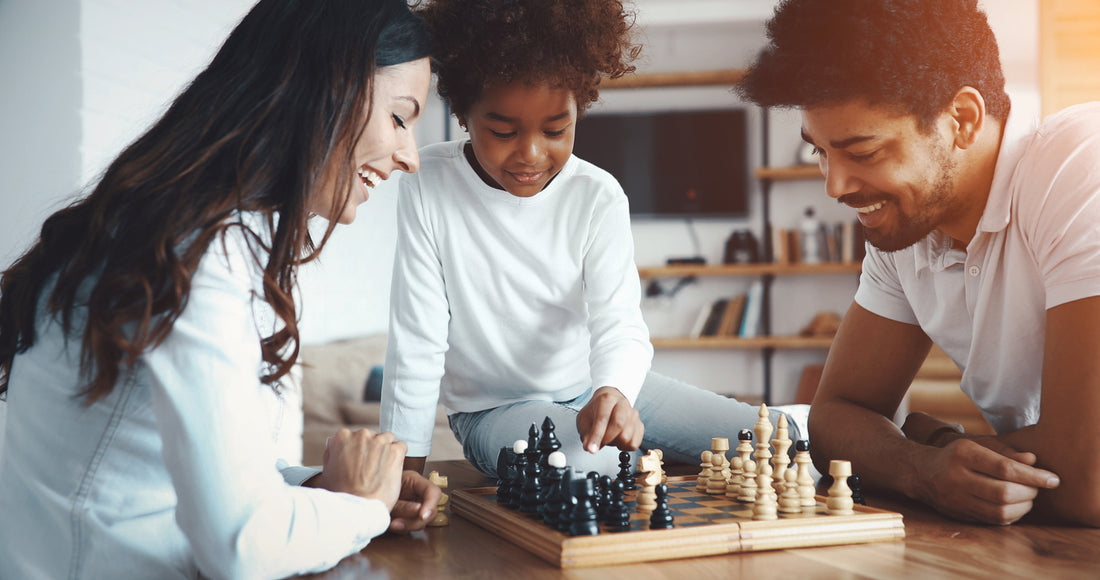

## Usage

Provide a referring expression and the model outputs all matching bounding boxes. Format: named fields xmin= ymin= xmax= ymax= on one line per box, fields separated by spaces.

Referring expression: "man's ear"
xmin=949 ymin=87 xmax=986 ymax=150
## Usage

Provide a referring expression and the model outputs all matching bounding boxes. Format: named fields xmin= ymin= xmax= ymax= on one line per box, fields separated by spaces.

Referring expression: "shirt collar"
xmin=977 ymin=106 xmax=1038 ymax=235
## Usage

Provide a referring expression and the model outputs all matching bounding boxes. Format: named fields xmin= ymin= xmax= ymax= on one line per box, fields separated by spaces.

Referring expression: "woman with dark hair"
xmin=0 ymin=0 xmax=439 ymax=578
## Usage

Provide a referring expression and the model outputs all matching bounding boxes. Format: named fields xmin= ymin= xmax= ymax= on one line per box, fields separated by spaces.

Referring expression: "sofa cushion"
xmin=300 ymin=334 xmax=387 ymax=424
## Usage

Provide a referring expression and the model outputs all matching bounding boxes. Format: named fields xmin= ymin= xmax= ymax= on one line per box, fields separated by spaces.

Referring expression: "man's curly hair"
xmin=737 ymin=0 xmax=1010 ymax=129
xmin=416 ymin=0 xmax=641 ymax=117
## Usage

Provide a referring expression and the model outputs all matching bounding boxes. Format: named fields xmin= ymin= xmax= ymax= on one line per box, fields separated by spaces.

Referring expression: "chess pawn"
xmin=569 ymin=477 xmax=600 ymax=536
xmin=726 ymin=455 xmax=744 ymax=500
xmin=649 ymin=483 xmax=675 ymax=530
xmin=606 ymin=480 xmax=631 ymax=530
xmin=738 ymin=458 xmax=758 ymax=503
xmin=794 ymin=439 xmax=816 ymax=508
xmin=710 ymin=437 xmax=731 ymax=471
xmin=706 ymin=451 xmax=727 ymax=495
xmin=752 ymin=460 xmax=777 ymax=520
xmin=696 ymin=450 xmax=713 ymax=492
xmin=771 ymin=414 xmax=792 ymax=495
xmin=778 ymin=467 xmax=802 ymax=514
xmin=826 ymin=460 xmax=855 ymax=515
xmin=427 ymin=471 xmax=450 ymax=526
xmin=735 ymin=429 xmax=754 ymax=479
xmin=617 ymin=450 xmax=636 ymax=491
xmin=848 ymin=474 xmax=866 ymax=506
xmin=509 ymin=439 xmax=528 ymax=510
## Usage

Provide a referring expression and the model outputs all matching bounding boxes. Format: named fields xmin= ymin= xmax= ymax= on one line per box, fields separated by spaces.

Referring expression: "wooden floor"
xmin=294 ymin=460 xmax=1100 ymax=580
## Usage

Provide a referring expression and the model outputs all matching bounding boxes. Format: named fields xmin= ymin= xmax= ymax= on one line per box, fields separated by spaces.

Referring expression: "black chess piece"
xmin=495 ymin=446 xmax=517 ymax=504
xmin=540 ymin=462 xmax=566 ymax=525
xmin=617 ymin=450 xmax=636 ymax=490
xmin=519 ymin=446 xmax=543 ymax=514
xmin=538 ymin=416 xmax=562 ymax=469
xmin=649 ymin=483 xmax=675 ymax=530
xmin=848 ymin=474 xmax=866 ymax=505
xmin=510 ymin=447 xmax=528 ymax=510
xmin=527 ymin=422 xmax=543 ymax=469
xmin=597 ymin=474 xmax=613 ymax=522
xmin=555 ymin=470 xmax=576 ymax=532
xmin=605 ymin=480 xmax=631 ymax=530
xmin=569 ymin=477 xmax=600 ymax=536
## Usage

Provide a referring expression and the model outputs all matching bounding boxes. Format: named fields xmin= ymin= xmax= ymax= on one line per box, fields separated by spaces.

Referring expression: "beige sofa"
xmin=298 ymin=334 xmax=466 ymax=466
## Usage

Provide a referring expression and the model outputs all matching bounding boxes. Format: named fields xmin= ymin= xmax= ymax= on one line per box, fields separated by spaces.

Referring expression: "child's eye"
xmin=545 ymin=128 xmax=567 ymax=137
xmin=392 ymin=114 xmax=407 ymax=129
xmin=490 ymin=130 xmax=516 ymax=139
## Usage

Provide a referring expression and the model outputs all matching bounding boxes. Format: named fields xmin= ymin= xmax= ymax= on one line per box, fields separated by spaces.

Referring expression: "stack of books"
xmin=689 ymin=280 xmax=765 ymax=339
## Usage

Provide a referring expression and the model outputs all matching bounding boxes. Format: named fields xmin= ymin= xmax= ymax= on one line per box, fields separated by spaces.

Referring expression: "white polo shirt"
xmin=855 ymin=102 xmax=1100 ymax=434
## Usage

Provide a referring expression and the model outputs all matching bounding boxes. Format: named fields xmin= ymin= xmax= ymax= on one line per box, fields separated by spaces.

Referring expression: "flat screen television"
xmin=572 ymin=109 xmax=749 ymax=218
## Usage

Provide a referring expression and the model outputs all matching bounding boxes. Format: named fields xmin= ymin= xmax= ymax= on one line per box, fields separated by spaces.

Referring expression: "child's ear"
xmin=456 ymin=115 xmax=467 ymax=131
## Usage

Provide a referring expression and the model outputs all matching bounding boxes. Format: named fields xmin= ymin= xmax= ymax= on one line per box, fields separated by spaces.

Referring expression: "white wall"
xmin=0 ymin=0 xmax=82 ymax=268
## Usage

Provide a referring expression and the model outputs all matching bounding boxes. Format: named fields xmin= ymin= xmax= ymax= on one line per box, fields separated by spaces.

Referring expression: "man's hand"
xmin=387 ymin=470 xmax=443 ymax=533
xmin=913 ymin=437 xmax=1060 ymax=525
xmin=576 ymin=386 xmax=643 ymax=454
xmin=311 ymin=428 xmax=407 ymax=511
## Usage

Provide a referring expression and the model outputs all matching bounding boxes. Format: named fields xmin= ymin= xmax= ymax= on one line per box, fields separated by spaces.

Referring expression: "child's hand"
xmin=576 ymin=386 xmax=644 ymax=454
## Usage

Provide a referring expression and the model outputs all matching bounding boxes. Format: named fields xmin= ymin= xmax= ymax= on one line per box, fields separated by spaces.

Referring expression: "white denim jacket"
xmin=0 ymin=214 xmax=389 ymax=580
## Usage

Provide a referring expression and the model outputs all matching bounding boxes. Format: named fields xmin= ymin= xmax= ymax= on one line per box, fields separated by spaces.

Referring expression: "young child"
xmin=382 ymin=0 xmax=808 ymax=477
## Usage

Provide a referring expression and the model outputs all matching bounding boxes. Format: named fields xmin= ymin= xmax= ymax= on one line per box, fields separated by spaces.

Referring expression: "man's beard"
xmin=863 ymin=146 xmax=957 ymax=253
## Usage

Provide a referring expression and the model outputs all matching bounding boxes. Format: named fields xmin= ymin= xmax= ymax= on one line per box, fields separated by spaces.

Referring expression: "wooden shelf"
xmin=754 ymin=165 xmax=823 ymax=181
xmin=601 ymin=68 xmax=746 ymax=89
xmin=651 ymin=335 xmax=835 ymax=350
xmin=639 ymin=262 xmax=861 ymax=278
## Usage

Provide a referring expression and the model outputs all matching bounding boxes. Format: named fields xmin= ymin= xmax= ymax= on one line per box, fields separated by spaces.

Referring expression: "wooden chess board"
xmin=451 ymin=475 xmax=905 ymax=568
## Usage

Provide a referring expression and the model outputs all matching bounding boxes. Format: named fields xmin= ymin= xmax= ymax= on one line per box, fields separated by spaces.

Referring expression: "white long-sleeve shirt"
xmin=382 ymin=140 xmax=653 ymax=456
xmin=0 ymin=214 xmax=390 ymax=580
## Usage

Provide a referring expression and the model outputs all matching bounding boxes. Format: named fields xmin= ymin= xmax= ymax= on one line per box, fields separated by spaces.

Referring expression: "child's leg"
xmin=634 ymin=371 xmax=809 ymax=465
xmin=448 ymin=395 xmax=628 ymax=478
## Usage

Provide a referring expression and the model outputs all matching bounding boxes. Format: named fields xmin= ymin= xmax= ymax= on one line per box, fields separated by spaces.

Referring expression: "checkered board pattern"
xmin=451 ymin=475 xmax=905 ymax=568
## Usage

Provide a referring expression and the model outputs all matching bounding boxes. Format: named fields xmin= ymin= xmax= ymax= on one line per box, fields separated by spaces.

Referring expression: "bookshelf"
xmin=639 ymin=109 xmax=861 ymax=403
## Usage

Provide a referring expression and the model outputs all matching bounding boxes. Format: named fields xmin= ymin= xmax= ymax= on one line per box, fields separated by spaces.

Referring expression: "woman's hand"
xmin=576 ymin=386 xmax=644 ymax=454
xmin=312 ymin=428 xmax=407 ymax=511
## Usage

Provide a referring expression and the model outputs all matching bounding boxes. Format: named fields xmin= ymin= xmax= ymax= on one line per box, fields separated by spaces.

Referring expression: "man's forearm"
xmin=809 ymin=399 xmax=932 ymax=500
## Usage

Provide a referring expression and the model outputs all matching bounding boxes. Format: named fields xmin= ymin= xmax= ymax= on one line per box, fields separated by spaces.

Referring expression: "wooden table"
xmin=298 ymin=460 xmax=1100 ymax=579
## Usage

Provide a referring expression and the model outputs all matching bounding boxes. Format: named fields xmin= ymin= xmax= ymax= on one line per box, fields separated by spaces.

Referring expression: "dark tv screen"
xmin=572 ymin=109 xmax=748 ymax=217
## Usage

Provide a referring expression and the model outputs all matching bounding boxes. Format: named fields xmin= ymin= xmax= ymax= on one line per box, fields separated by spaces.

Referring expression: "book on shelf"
xmin=739 ymin=280 xmax=765 ymax=338
xmin=699 ymin=298 xmax=729 ymax=337
xmin=771 ymin=219 xmax=866 ymax=265
xmin=718 ymin=294 xmax=747 ymax=336
xmin=688 ymin=302 xmax=712 ymax=339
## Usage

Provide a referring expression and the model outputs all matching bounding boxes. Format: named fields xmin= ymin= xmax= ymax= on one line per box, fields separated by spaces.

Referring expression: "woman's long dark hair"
xmin=0 ymin=0 xmax=431 ymax=402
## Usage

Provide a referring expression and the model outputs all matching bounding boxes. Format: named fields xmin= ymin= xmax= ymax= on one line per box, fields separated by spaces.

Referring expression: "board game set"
xmin=451 ymin=404 xmax=905 ymax=568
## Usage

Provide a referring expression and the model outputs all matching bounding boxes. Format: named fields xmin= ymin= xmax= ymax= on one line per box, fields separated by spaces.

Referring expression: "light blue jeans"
xmin=448 ymin=371 xmax=807 ymax=478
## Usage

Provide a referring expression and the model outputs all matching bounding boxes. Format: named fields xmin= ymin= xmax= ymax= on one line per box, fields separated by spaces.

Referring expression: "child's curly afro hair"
xmin=416 ymin=0 xmax=642 ymax=117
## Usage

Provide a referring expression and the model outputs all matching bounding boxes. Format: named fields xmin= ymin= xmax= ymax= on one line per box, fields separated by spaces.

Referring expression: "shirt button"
xmin=968 ymin=265 xmax=981 ymax=276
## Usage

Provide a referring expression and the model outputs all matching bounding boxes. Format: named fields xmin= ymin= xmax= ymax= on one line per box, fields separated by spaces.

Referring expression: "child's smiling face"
xmin=459 ymin=82 xmax=578 ymax=198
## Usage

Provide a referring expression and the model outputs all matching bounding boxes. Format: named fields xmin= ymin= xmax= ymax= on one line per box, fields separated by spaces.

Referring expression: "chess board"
xmin=451 ymin=475 xmax=905 ymax=568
